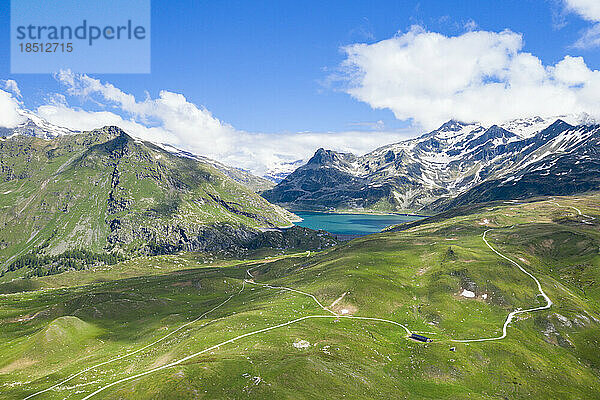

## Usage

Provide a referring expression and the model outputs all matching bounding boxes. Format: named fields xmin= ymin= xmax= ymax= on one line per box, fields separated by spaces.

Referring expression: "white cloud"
xmin=573 ymin=21 xmax=600 ymax=48
xmin=31 ymin=71 xmax=410 ymax=177
xmin=336 ymin=26 xmax=600 ymax=130
xmin=0 ymin=89 xmax=26 ymax=128
xmin=563 ymin=0 xmax=600 ymax=48
xmin=564 ymin=0 xmax=600 ymax=22
xmin=464 ymin=20 xmax=478 ymax=32
xmin=3 ymin=80 xmax=22 ymax=98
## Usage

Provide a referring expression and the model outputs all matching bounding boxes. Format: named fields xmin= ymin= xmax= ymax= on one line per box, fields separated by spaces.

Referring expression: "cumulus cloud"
xmin=54 ymin=71 xmax=238 ymax=155
xmin=33 ymin=71 xmax=409 ymax=177
xmin=336 ymin=26 xmax=600 ymax=130
xmin=0 ymin=88 xmax=25 ymax=128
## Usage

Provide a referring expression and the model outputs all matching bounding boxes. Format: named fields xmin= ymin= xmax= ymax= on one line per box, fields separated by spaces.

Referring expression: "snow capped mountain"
xmin=264 ymin=159 xmax=305 ymax=183
xmin=4 ymin=111 xmax=598 ymax=209
xmin=263 ymin=117 xmax=600 ymax=212
xmin=440 ymin=121 xmax=600 ymax=210
xmin=0 ymin=110 xmax=79 ymax=139
xmin=498 ymin=116 xmax=553 ymax=138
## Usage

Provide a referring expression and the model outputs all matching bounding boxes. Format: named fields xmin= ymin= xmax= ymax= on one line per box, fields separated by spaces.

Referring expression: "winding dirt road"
xmin=451 ymin=229 xmax=553 ymax=342
xmin=24 ymin=201 xmax=591 ymax=399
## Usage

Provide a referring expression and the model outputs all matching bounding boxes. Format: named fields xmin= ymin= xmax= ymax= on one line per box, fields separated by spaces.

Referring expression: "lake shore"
xmin=292 ymin=211 xmax=426 ymax=236
xmin=288 ymin=209 xmax=431 ymax=218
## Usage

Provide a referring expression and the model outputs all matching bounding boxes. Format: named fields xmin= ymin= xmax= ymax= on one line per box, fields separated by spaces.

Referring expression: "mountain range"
xmin=1 ymin=113 xmax=600 ymax=400
xmin=0 ymin=111 xmax=276 ymax=192
xmin=262 ymin=116 xmax=600 ymax=212
xmin=2 ymin=109 xmax=599 ymax=272
xmin=0 ymin=125 xmax=338 ymax=273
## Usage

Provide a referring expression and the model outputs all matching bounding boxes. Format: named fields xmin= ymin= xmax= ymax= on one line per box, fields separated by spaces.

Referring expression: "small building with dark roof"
xmin=410 ymin=333 xmax=432 ymax=342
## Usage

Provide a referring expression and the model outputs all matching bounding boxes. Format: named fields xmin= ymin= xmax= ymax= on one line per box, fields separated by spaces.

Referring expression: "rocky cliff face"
xmin=263 ymin=116 xmax=600 ymax=212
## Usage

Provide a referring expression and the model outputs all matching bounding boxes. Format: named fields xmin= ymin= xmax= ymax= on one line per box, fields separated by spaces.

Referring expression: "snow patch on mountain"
xmin=0 ymin=110 xmax=79 ymax=139
xmin=263 ymin=116 xmax=600 ymax=212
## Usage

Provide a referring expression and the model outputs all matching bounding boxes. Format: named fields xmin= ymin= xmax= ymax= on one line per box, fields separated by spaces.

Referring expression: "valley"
xmin=1 ymin=193 xmax=598 ymax=399
xmin=3 ymin=4 xmax=600 ymax=399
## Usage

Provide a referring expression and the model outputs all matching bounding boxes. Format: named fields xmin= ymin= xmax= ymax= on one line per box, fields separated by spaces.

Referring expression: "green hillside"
xmin=0 ymin=193 xmax=598 ymax=399
xmin=0 ymin=127 xmax=300 ymax=273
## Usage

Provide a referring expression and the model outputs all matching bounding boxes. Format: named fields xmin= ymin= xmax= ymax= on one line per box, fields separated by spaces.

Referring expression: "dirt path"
xmin=550 ymin=199 xmax=596 ymax=224
xmin=451 ymin=229 xmax=553 ymax=342
xmin=23 ymin=282 xmax=246 ymax=399
xmin=245 ymin=279 xmax=337 ymax=315
xmin=23 ymin=214 xmax=565 ymax=398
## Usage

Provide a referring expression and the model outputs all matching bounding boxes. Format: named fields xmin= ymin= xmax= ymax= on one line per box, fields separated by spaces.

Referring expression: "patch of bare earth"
xmin=0 ymin=358 xmax=37 ymax=373
xmin=333 ymin=304 xmax=357 ymax=316
xmin=172 ymin=281 xmax=192 ymax=287
xmin=518 ymin=257 xmax=530 ymax=265
xmin=7 ymin=311 xmax=42 ymax=323
xmin=150 ymin=352 xmax=175 ymax=368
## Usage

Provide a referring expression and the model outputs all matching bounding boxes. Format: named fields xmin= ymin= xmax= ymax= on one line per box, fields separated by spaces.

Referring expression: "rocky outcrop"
xmin=107 ymin=219 xmax=336 ymax=256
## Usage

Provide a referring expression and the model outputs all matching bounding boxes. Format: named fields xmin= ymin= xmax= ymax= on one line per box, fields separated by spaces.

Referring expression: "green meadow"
xmin=1 ymin=194 xmax=599 ymax=399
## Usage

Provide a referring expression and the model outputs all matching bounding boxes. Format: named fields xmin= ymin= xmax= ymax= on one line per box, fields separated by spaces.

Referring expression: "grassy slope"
xmin=0 ymin=194 xmax=599 ymax=399
xmin=0 ymin=129 xmax=295 ymax=267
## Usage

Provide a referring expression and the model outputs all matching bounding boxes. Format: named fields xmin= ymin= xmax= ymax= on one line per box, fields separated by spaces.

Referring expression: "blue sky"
xmin=1 ymin=0 xmax=600 ymax=176
xmin=0 ymin=0 xmax=596 ymax=132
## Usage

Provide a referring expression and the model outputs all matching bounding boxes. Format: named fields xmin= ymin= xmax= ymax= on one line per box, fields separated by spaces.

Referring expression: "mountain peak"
xmin=95 ymin=125 xmax=128 ymax=136
xmin=438 ymin=119 xmax=469 ymax=132
xmin=1 ymin=110 xmax=78 ymax=139
xmin=307 ymin=148 xmax=354 ymax=165
xmin=485 ymin=125 xmax=516 ymax=137
xmin=548 ymin=118 xmax=574 ymax=130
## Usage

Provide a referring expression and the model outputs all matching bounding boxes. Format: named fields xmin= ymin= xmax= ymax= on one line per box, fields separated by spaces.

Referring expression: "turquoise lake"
xmin=293 ymin=211 xmax=425 ymax=236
